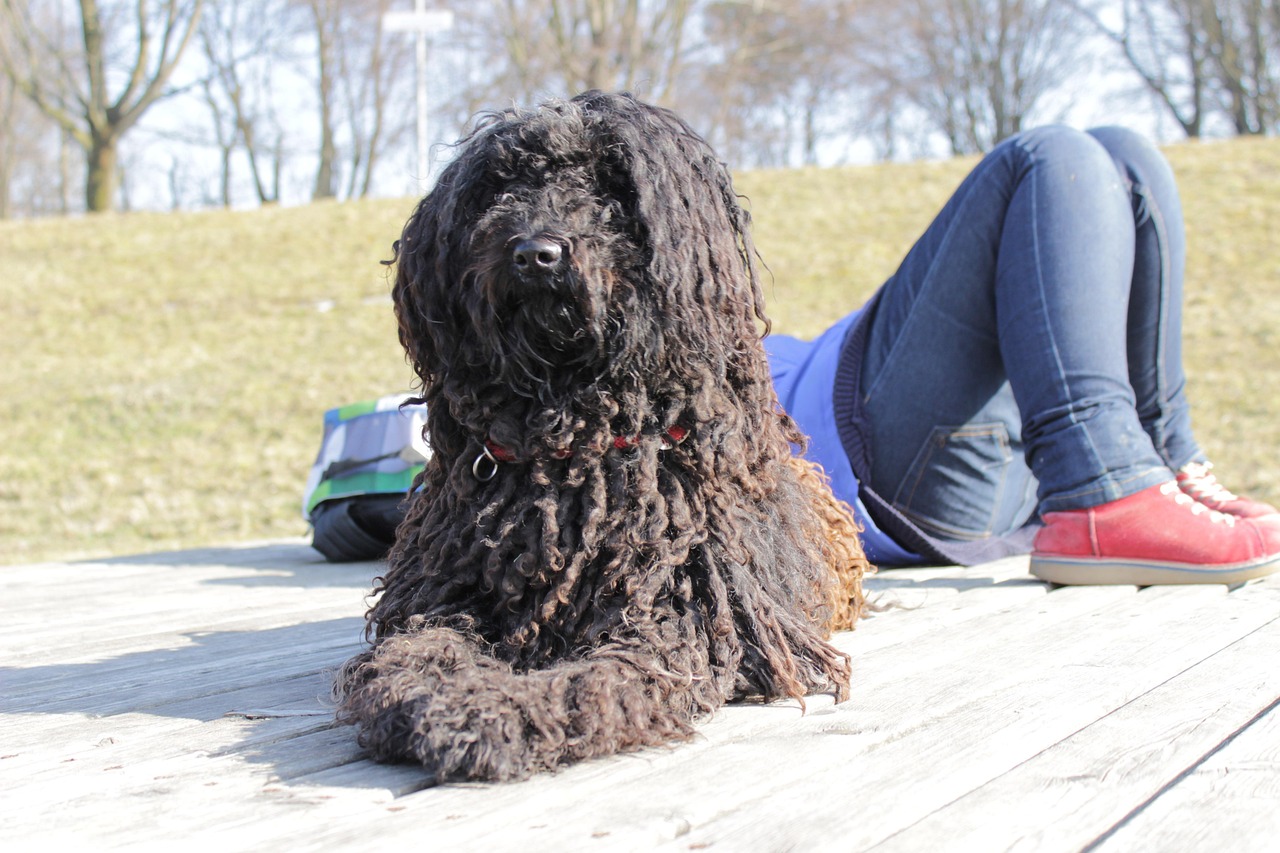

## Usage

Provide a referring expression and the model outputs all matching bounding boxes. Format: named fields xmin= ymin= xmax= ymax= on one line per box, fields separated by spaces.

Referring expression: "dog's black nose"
xmin=512 ymin=238 xmax=563 ymax=274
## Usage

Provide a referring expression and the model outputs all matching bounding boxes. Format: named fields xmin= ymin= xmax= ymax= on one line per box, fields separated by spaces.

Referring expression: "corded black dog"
xmin=335 ymin=91 xmax=870 ymax=782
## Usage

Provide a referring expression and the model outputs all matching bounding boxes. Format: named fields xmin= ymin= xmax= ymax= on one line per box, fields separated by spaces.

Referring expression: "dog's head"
xmin=391 ymin=91 xmax=773 ymax=460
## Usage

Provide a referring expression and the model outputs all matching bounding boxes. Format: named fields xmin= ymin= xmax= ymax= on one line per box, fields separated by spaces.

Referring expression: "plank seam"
xmin=1082 ymin=692 xmax=1280 ymax=850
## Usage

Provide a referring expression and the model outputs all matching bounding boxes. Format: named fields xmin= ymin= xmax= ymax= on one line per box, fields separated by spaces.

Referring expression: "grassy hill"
xmin=3 ymin=135 xmax=1278 ymax=565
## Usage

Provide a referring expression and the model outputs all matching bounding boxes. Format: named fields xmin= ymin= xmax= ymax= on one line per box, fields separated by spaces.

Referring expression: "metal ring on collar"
xmin=472 ymin=445 xmax=500 ymax=481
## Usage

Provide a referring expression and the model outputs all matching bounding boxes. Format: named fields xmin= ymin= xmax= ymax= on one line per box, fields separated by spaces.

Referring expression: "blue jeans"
xmin=859 ymin=126 xmax=1202 ymax=543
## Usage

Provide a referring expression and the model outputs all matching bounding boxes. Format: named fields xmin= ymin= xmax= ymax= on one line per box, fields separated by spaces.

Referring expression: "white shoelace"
xmin=1160 ymin=480 xmax=1235 ymax=525
xmin=1179 ymin=460 xmax=1240 ymax=503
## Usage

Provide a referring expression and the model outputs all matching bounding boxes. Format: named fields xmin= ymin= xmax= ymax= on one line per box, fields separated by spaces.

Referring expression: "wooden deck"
xmin=3 ymin=541 xmax=1279 ymax=850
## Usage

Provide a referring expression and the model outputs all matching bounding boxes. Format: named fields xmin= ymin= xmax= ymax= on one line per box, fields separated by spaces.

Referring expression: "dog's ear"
xmin=587 ymin=95 xmax=766 ymax=337
xmin=389 ymin=193 xmax=448 ymax=388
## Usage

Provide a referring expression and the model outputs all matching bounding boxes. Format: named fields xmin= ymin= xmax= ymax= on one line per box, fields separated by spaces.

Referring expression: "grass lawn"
xmin=2 ymin=136 xmax=1278 ymax=565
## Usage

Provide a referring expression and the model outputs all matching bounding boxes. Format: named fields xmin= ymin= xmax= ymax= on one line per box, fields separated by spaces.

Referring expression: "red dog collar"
xmin=474 ymin=426 xmax=689 ymax=481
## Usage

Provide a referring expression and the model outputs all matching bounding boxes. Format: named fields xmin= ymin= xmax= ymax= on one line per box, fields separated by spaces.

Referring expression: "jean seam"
xmin=1022 ymin=140 xmax=1113 ymax=487
xmin=1148 ymin=184 xmax=1173 ymax=462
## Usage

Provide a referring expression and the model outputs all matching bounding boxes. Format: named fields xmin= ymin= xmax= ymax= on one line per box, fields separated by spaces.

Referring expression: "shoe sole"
xmin=1029 ymin=553 xmax=1280 ymax=586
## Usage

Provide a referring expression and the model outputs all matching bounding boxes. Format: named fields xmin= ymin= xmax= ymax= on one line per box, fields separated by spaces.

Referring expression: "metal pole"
xmin=415 ymin=0 xmax=429 ymax=182
xmin=383 ymin=4 xmax=452 ymax=189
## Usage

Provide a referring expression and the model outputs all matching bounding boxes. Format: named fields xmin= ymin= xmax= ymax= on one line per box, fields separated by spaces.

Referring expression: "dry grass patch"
xmin=2 ymin=136 xmax=1277 ymax=565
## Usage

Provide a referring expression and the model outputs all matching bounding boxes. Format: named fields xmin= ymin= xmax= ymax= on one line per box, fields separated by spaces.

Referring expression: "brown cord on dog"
xmin=334 ymin=91 xmax=871 ymax=783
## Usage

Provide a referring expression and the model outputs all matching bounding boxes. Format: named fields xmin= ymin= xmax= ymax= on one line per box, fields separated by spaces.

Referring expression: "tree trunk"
xmin=314 ymin=112 xmax=336 ymax=199
xmin=219 ymin=141 xmax=233 ymax=207
xmin=242 ymin=122 xmax=274 ymax=204
xmin=311 ymin=0 xmax=338 ymax=200
xmin=85 ymin=133 xmax=118 ymax=213
xmin=0 ymin=76 xmax=13 ymax=219
xmin=59 ymin=131 xmax=76 ymax=214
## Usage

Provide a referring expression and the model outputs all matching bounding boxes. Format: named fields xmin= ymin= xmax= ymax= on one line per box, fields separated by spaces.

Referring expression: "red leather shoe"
xmin=1031 ymin=481 xmax=1280 ymax=585
xmin=1177 ymin=461 xmax=1278 ymax=519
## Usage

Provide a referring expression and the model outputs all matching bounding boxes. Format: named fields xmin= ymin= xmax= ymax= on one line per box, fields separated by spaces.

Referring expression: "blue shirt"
xmin=765 ymin=311 xmax=921 ymax=566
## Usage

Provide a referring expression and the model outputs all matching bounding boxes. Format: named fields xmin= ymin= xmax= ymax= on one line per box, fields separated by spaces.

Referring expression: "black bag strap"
xmin=319 ymin=448 xmax=409 ymax=483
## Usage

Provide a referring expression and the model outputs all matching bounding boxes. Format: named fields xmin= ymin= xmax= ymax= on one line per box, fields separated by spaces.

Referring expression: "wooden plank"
xmin=865 ymin=553 xmax=1035 ymax=590
xmin=0 ymin=541 xmax=352 ymax=600
xmin=0 ymin=742 xmax=384 ymax=847
xmin=0 ymin=563 xmax=370 ymax=656
xmin=79 ymin=586 xmax=1150 ymax=848
xmin=0 ymin=559 xmax=372 ymax=653
xmin=1093 ymin=700 xmax=1280 ymax=852
xmin=0 ymin=581 xmax=1128 ymax=847
xmin=4 ymin=545 xmax=1276 ymax=851
xmin=0 ymin=570 xmax=369 ymax=626
xmin=3 ymin=615 xmax=361 ymax=707
xmin=862 ymin=602 xmax=1280 ymax=850
xmin=1 ymin=607 xmax=364 ymax=684
xmin=839 ymin=579 xmax=1047 ymax=657
xmin=0 ymin=553 xmax=1032 ymax=744
xmin=562 ymin=585 xmax=1267 ymax=852
xmin=0 ymin=655 xmax=343 ymax=753
xmin=2 ymin=553 xmax=1020 ymax=659
xmin=0 ymin=668 xmax=341 ymax=784
xmin=848 ymin=556 xmax=1049 ymax=653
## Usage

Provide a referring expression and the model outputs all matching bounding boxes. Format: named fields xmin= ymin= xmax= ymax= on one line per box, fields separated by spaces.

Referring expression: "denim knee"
xmin=1087 ymin=126 xmax=1177 ymax=193
xmin=1001 ymin=125 xmax=1117 ymax=174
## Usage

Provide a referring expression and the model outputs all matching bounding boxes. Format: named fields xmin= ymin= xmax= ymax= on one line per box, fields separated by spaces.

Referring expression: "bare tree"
xmin=0 ymin=79 xmax=19 ymax=217
xmin=547 ymin=0 xmax=696 ymax=95
xmin=446 ymin=0 xmax=859 ymax=168
xmin=693 ymin=0 xmax=862 ymax=167
xmin=1198 ymin=0 xmax=1279 ymax=133
xmin=0 ymin=53 xmax=21 ymax=217
xmin=449 ymin=0 xmax=698 ymax=109
xmin=0 ymin=0 xmax=205 ymax=212
xmin=297 ymin=0 xmax=339 ymax=199
xmin=1071 ymin=0 xmax=1280 ymax=137
xmin=333 ymin=0 xmax=413 ymax=198
xmin=198 ymin=0 xmax=296 ymax=206
xmin=1071 ymin=0 xmax=1217 ymax=136
xmin=858 ymin=0 xmax=1088 ymax=155
xmin=294 ymin=0 xmax=412 ymax=201
xmin=0 ymin=2 xmax=86 ymax=215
